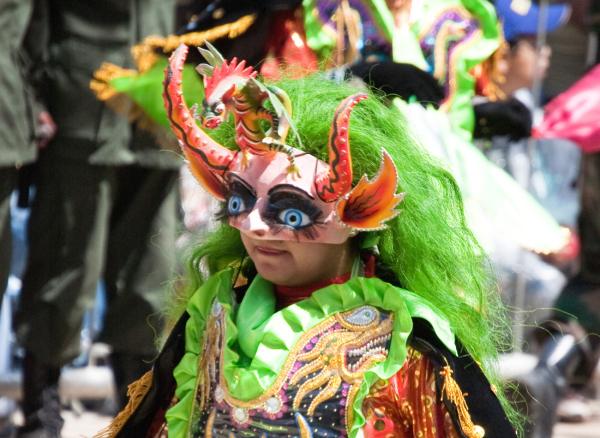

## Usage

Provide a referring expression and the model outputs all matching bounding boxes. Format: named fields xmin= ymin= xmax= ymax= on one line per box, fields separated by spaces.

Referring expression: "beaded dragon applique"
xmin=193 ymin=303 xmax=394 ymax=437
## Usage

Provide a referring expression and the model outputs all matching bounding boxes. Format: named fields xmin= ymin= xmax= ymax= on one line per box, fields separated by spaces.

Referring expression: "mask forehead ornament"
xmin=163 ymin=44 xmax=404 ymax=241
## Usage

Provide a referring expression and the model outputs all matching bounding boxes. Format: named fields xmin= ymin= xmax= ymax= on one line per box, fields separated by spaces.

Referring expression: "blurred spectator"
xmin=475 ymin=0 xmax=580 ymax=227
xmin=0 ymin=0 xmax=43 ymax=309
xmin=475 ymin=0 xmax=571 ymax=140
xmin=481 ymin=2 xmax=600 ymax=437
xmin=12 ymin=1 xmax=180 ymax=436
xmin=521 ymin=2 xmax=600 ymax=430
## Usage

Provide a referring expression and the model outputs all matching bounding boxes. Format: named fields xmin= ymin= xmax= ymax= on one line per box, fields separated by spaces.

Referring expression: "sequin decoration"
xmin=419 ymin=7 xmax=479 ymax=107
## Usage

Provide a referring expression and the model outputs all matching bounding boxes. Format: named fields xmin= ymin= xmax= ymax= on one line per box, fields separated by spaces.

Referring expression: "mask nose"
xmin=239 ymin=207 xmax=270 ymax=237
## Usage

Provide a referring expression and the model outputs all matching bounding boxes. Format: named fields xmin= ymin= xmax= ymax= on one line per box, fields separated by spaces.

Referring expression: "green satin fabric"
xmin=165 ymin=269 xmax=457 ymax=437
xmin=109 ymin=57 xmax=205 ymax=129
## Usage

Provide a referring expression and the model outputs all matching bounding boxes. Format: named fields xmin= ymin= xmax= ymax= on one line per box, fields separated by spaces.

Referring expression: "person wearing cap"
xmin=474 ymin=0 xmax=571 ymax=141
xmin=496 ymin=0 xmax=570 ymax=111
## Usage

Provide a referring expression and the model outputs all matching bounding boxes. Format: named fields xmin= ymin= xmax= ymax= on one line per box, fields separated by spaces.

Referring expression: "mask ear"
xmin=336 ymin=150 xmax=404 ymax=230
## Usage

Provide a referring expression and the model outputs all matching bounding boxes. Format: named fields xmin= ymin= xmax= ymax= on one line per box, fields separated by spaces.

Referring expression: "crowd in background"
xmin=1 ymin=0 xmax=599 ymax=437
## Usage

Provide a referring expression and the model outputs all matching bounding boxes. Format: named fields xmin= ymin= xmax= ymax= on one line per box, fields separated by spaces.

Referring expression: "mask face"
xmin=224 ymin=149 xmax=353 ymax=244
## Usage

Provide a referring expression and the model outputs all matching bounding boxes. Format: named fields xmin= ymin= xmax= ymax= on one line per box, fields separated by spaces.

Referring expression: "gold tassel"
xmin=131 ymin=14 xmax=256 ymax=72
xmin=93 ymin=370 xmax=154 ymax=438
xmin=440 ymin=364 xmax=486 ymax=438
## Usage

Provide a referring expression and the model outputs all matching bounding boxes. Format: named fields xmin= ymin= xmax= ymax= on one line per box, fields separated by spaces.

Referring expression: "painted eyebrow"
xmin=267 ymin=184 xmax=315 ymax=200
xmin=228 ymin=174 xmax=256 ymax=196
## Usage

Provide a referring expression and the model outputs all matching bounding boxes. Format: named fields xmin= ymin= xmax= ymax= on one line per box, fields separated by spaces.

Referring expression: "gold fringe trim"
xmin=132 ymin=14 xmax=256 ymax=72
xmin=93 ymin=370 xmax=154 ymax=438
xmin=89 ymin=14 xmax=255 ymax=149
xmin=90 ymin=63 xmax=137 ymax=101
xmin=90 ymin=63 xmax=179 ymax=152
xmin=440 ymin=365 xmax=486 ymax=438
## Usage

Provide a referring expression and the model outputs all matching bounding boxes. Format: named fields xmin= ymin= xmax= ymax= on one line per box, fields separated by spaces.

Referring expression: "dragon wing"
xmin=245 ymin=77 xmax=302 ymax=148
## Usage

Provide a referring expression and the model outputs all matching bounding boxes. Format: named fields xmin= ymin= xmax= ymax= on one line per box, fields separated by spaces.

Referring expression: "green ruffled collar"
xmin=166 ymin=269 xmax=457 ymax=437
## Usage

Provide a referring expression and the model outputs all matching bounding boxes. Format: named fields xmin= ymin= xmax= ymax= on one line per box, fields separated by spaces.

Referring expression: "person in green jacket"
xmin=13 ymin=1 xmax=179 ymax=436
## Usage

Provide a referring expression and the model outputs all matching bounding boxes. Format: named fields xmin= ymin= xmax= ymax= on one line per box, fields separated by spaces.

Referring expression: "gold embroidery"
xmin=219 ymin=316 xmax=338 ymax=409
xmin=290 ymin=310 xmax=393 ymax=414
xmin=203 ymin=304 xmax=393 ymax=434
xmin=345 ymin=384 xmax=360 ymax=429
xmin=293 ymin=372 xmax=341 ymax=415
xmin=440 ymin=364 xmax=485 ymax=438
xmin=296 ymin=412 xmax=312 ymax=438
xmin=219 ymin=307 xmax=393 ymax=415
xmin=204 ymin=408 xmax=216 ymax=437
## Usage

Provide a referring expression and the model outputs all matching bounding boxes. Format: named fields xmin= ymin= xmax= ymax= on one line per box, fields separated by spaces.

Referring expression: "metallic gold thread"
xmin=440 ymin=364 xmax=485 ymax=438
xmin=93 ymin=370 xmax=153 ymax=438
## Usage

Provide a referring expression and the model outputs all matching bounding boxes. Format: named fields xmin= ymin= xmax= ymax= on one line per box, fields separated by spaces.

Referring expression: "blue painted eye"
xmin=227 ymin=195 xmax=245 ymax=215
xmin=278 ymin=208 xmax=312 ymax=229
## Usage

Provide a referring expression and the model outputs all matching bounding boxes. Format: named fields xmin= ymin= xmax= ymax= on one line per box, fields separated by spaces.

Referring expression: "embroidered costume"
xmin=97 ymin=44 xmax=516 ymax=437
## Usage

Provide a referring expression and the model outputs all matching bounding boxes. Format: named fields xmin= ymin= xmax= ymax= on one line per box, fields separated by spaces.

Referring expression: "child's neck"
xmin=273 ymin=252 xmax=376 ymax=310
xmin=274 ymin=272 xmax=352 ymax=310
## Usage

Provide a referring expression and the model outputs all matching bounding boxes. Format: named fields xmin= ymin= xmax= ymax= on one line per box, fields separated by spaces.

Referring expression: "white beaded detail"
xmin=344 ymin=306 xmax=378 ymax=326
xmin=214 ymin=385 xmax=225 ymax=403
xmin=264 ymin=396 xmax=283 ymax=414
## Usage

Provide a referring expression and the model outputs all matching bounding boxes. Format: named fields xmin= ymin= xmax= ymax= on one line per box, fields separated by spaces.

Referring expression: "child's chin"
xmin=257 ymin=268 xmax=296 ymax=286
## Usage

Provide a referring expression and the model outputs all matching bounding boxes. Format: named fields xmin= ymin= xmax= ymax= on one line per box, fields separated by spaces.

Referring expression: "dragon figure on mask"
xmin=195 ymin=43 xmax=299 ymax=174
xmin=163 ymin=43 xmax=403 ymax=233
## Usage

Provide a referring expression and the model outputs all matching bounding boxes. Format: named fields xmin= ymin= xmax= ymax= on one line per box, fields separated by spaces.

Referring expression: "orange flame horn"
xmin=163 ymin=44 xmax=234 ymax=200
xmin=315 ymin=93 xmax=368 ymax=202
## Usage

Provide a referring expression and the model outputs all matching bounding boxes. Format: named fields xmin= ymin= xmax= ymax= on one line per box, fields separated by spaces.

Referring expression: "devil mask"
xmin=163 ymin=44 xmax=404 ymax=244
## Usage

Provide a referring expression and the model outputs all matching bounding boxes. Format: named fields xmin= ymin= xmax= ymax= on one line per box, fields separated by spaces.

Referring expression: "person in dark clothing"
xmin=0 ymin=0 xmax=42 ymax=308
xmin=13 ymin=1 xmax=180 ymax=436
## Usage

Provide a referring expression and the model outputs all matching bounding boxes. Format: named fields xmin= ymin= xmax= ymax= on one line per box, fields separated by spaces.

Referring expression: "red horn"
xmin=315 ymin=93 xmax=368 ymax=202
xmin=164 ymin=44 xmax=234 ymax=200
